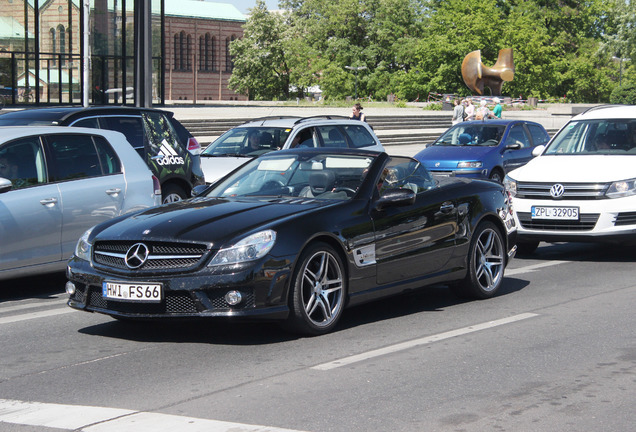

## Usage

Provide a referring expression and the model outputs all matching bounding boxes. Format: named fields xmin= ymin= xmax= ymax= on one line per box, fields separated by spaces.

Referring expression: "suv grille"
xmin=615 ymin=212 xmax=636 ymax=226
xmin=93 ymin=240 xmax=210 ymax=272
xmin=516 ymin=182 xmax=608 ymax=200
xmin=517 ymin=212 xmax=599 ymax=231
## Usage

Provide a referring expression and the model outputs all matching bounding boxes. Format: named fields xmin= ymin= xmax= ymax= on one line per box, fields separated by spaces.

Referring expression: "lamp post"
xmin=345 ymin=65 xmax=367 ymax=100
xmin=612 ymin=56 xmax=631 ymax=87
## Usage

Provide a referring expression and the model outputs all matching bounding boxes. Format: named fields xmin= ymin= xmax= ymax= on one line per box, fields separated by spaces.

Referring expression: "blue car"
xmin=414 ymin=119 xmax=550 ymax=182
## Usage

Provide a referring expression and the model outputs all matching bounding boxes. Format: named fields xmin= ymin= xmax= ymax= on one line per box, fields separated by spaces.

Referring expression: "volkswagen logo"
xmin=550 ymin=183 xmax=565 ymax=198
xmin=125 ymin=243 xmax=150 ymax=269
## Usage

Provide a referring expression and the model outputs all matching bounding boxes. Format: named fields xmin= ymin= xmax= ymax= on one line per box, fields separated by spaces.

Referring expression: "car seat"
xmin=299 ymin=170 xmax=335 ymax=197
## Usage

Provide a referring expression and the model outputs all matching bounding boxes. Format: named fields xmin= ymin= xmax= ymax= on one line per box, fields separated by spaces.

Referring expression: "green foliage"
xmin=610 ymin=82 xmax=636 ymax=104
xmin=232 ymin=0 xmax=630 ymax=103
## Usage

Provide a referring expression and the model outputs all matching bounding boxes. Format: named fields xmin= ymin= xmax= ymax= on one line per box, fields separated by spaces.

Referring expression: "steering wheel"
xmin=332 ymin=187 xmax=357 ymax=196
xmin=260 ymin=180 xmax=285 ymax=191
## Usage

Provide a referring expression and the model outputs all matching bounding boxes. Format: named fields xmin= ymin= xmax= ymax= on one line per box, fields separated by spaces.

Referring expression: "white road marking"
xmin=505 ymin=260 xmax=568 ymax=276
xmin=312 ymin=313 xmax=539 ymax=370
xmin=0 ymin=307 xmax=75 ymax=325
xmin=0 ymin=399 xmax=308 ymax=432
xmin=0 ymin=297 xmax=67 ymax=314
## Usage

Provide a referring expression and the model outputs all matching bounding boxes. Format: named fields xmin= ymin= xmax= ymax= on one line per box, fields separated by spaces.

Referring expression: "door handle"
xmin=40 ymin=197 xmax=58 ymax=206
xmin=440 ymin=203 xmax=455 ymax=213
xmin=106 ymin=188 xmax=122 ymax=196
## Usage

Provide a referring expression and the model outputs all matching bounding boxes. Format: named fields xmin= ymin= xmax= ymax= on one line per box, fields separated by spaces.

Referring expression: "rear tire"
xmin=162 ymin=184 xmax=187 ymax=204
xmin=283 ymin=242 xmax=346 ymax=336
xmin=452 ymin=221 xmax=505 ymax=299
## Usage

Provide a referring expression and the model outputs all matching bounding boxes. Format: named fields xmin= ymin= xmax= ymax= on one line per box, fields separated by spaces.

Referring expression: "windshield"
xmin=545 ymin=119 xmax=636 ymax=155
xmin=434 ymin=124 xmax=506 ymax=147
xmin=201 ymin=127 xmax=291 ymax=157
xmin=205 ymin=152 xmax=375 ymax=200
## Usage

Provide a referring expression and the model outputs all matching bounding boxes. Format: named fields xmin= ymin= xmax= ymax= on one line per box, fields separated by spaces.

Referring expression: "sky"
xmin=226 ymin=0 xmax=281 ymax=14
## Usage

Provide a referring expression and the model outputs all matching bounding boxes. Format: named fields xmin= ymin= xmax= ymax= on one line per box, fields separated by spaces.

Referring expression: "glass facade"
xmin=0 ymin=0 xmax=164 ymax=106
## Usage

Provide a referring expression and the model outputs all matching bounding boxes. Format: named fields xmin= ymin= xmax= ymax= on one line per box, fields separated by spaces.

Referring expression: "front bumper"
xmin=430 ymin=168 xmax=488 ymax=179
xmin=512 ymin=195 xmax=636 ymax=244
xmin=66 ymin=257 xmax=292 ymax=321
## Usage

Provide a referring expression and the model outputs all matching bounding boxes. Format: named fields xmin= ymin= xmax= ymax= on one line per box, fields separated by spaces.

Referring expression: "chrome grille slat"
xmin=93 ymin=241 xmax=210 ymax=272
xmin=516 ymin=181 xmax=609 ymax=200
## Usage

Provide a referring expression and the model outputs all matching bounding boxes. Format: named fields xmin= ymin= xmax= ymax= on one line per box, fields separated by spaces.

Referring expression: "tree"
xmin=228 ymin=0 xmax=291 ymax=100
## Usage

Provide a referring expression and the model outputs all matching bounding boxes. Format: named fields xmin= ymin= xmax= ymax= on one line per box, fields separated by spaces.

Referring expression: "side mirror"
xmin=375 ymin=188 xmax=416 ymax=211
xmin=532 ymin=145 xmax=545 ymax=157
xmin=191 ymin=184 xmax=209 ymax=197
xmin=0 ymin=177 xmax=12 ymax=193
xmin=504 ymin=142 xmax=521 ymax=151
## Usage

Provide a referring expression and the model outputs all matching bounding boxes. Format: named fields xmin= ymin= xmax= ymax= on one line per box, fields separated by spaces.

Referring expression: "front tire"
xmin=453 ymin=221 xmax=505 ymax=299
xmin=284 ymin=242 xmax=346 ymax=336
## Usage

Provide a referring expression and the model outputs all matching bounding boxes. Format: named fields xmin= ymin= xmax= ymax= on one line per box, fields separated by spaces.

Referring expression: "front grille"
xmin=516 ymin=182 xmax=608 ymax=200
xmin=615 ymin=212 xmax=636 ymax=226
xmin=93 ymin=240 xmax=210 ymax=272
xmin=518 ymin=212 xmax=599 ymax=231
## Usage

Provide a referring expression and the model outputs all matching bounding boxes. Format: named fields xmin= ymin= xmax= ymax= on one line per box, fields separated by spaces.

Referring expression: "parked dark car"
xmin=0 ymin=107 xmax=204 ymax=203
xmin=414 ymin=119 xmax=551 ymax=182
xmin=66 ymin=148 xmax=517 ymax=335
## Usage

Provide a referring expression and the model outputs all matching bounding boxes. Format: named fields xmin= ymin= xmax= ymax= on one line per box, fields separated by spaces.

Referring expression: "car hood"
xmin=199 ymin=156 xmax=251 ymax=184
xmin=94 ymin=197 xmax=338 ymax=245
xmin=415 ymin=145 xmax=496 ymax=166
xmin=508 ymin=155 xmax=636 ymax=183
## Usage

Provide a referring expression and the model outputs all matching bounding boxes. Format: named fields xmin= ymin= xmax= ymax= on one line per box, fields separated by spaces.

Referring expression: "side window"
xmin=94 ymin=136 xmax=122 ymax=175
xmin=527 ymin=124 xmax=549 ymax=146
xmin=379 ymin=158 xmax=435 ymax=194
xmin=101 ymin=116 xmax=145 ymax=151
xmin=47 ymin=134 xmax=103 ymax=181
xmin=72 ymin=117 xmax=100 ymax=129
xmin=505 ymin=125 xmax=531 ymax=148
xmin=342 ymin=124 xmax=376 ymax=148
xmin=0 ymin=137 xmax=46 ymax=189
xmin=318 ymin=126 xmax=347 ymax=148
xmin=289 ymin=128 xmax=316 ymax=148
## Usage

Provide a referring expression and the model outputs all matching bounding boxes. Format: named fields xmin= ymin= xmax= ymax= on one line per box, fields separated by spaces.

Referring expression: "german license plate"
xmin=102 ymin=281 xmax=163 ymax=302
xmin=531 ymin=206 xmax=579 ymax=220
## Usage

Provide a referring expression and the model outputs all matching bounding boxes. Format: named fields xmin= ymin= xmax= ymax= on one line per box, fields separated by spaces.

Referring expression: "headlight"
xmin=75 ymin=227 xmax=94 ymax=261
xmin=503 ymin=175 xmax=517 ymax=197
xmin=606 ymin=178 xmax=636 ymax=198
xmin=209 ymin=230 xmax=276 ymax=266
xmin=457 ymin=161 xmax=483 ymax=168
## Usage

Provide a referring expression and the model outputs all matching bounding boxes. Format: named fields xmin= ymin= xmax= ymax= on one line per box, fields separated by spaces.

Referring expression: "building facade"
xmin=0 ymin=0 xmax=247 ymax=106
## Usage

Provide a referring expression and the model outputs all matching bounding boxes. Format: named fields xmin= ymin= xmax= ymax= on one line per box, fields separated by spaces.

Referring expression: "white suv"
xmin=504 ymin=105 xmax=636 ymax=254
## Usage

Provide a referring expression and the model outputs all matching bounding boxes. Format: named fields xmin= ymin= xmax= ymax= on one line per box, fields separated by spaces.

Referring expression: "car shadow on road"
xmin=77 ymin=279 xmax=529 ymax=344
xmin=515 ymin=241 xmax=636 ymax=263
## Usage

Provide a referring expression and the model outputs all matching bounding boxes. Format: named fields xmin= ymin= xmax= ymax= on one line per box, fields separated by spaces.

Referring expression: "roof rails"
xmin=294 ymin=115 xmax=350 ymax=124
xmin=246 ymin=116 xmax=302 ymax=125
xmin=580 ymin=104 xmax=628 ymax=115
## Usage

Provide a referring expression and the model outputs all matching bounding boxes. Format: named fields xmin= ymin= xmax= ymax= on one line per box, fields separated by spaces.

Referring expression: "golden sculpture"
xmin=461 ymin=48 xmax=514 ymax=96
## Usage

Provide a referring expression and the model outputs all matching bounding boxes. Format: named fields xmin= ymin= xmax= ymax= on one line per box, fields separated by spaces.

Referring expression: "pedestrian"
xmin=464 ymin=98 xmax=475 ymax=121
xmin=350 ymin=103 xmax=367 ymax=122
xmin=475 ymin=100 xmax=491 ymax=121
xmin=492 ymin=97 xmax=502 ymax=119
xmin=451 ymin=99 xmax=464 ymax=125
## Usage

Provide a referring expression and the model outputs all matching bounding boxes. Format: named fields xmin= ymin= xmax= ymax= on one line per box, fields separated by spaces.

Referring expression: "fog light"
xmin=225 ymin=290 xmax=242 ymax=306
xmin=65 ymin=281 xmax=76 ymax=295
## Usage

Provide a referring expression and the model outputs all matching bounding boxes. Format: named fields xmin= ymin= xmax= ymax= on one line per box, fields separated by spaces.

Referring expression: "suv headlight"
xmin=503 ymin=175 xmax=517 ymax=197
xmin=75 ymin=227 xmax=94 ymax=261
xmin=606 ymin=178 xmax=636 ymax=198
xmin=209 ymin=230 xmax=276 ymax=266
xmin=457 ymin=161 xmax=483 ymax=168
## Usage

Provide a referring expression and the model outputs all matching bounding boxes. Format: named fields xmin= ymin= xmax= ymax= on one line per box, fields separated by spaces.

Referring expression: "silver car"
xmin=200 ymin=116 xmax=385 ymax=184
xmin=0 ymin=126 xmax=161 ymax=281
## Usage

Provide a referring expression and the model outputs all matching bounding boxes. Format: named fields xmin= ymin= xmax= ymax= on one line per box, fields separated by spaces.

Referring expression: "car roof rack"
xmin=294 ymin=115 xmax=350 ymax=124
xmin=246 ymin=116 xmax=302 ymax=125
xmin=580 ymin=104 xmax=627 ymax=115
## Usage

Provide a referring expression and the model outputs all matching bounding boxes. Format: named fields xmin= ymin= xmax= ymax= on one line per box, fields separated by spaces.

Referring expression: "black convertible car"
xmin=66 ymin=148 xmax=517 ymax=335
